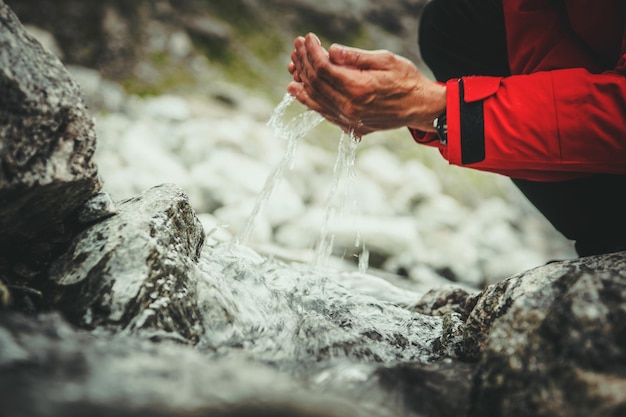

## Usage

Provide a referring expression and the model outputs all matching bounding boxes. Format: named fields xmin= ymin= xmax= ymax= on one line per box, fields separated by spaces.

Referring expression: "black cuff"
xmin=459 ymin=78 xmax=486 ymax=165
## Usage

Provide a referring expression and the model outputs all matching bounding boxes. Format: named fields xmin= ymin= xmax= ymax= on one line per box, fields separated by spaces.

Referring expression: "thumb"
xmin=329 ymin=44 xmax=394 ymax=70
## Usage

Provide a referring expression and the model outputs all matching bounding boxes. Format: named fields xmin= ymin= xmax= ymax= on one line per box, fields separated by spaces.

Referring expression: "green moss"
xmin=150 ymin=51 xmax=170 ymax=67
xmin=187 ymin=21 xmax=290 ymax=98
xmin=201 ymin=0 xmax=258 ymax=33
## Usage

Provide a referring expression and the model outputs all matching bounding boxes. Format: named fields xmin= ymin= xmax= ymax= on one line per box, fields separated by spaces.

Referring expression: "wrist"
xmin=407 ymin=82 xmax=446 ymax=133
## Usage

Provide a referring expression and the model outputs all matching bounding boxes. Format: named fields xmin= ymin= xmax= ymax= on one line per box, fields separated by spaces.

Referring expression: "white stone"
xmin=196 ymin=213 xmax=234 ymax=244
xmin=23 ymin=24 xmax=63 ymax=59
xmin=168 ymin=31 xmax=193 ymax=59
xmin=213 ymin=203 xmax=273 ymax=245
xmin=275 ymin=207 xmax=423 ymax=260
xmin=143 ymin=95 xmax=191 ymax=121
xmin=356 ymin=147 xmax=405 ymax=190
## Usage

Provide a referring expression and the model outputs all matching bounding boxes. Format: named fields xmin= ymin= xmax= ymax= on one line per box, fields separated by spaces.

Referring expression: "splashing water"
xmin=236 ymin=94 xmax=369 ymax=273
xmin=198 ymin=241 xmax=440 ymax=370
xmin=234 ymin=94 xmax=324 ymax=245
xmin=313 ymin=130 xmax=363 ymax=270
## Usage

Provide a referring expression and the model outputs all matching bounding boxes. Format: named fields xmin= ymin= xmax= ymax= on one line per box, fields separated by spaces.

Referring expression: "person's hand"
xmin=287 ymin=33 xmax=446 ymax=138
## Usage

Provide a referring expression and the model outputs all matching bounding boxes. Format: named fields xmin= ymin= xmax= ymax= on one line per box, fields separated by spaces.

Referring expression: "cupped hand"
xmin=287 ymin=33 xmax=446 ymax=138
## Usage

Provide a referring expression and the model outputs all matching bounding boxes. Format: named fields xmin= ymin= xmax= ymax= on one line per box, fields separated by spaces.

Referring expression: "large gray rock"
xmin=449 ymin=252 xmax=626 ymax=417
xmin=49 ymin=184 xmax=205 ymax=343
xmin=0 ymin=0 xmax=101 ymax=247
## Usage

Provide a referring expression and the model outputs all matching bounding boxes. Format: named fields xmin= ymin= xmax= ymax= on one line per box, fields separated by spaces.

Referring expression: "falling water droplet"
xmin=235 ymin=94 xmax=323 ymax=246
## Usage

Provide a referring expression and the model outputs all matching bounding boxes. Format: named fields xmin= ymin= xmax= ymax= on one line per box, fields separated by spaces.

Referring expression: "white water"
xmin=234 ymin=94 xmax=323 ymax=245
xmin=197 ymin=241 xmax=440 ymax=368
xmin=313 ymin=131 xmax=365 ymax=271
xmin=235 ymin=94 xmax=368 ymax=273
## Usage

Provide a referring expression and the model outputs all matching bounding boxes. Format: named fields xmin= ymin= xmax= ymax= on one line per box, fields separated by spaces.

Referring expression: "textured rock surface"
xmin=0 ymin=312 xmax=386 ymax=417
xmin=462 ymin=253 xmax=626 ymax=417
xmin=8 ymin=252 xmax=626 ymax=417
xmin=48 ymin=184 xmax=205 ymax=343
xmin=0 ymin=0 xmax=100 ymax=247
xmin=0 ymin=308 xmax=462 ymax=417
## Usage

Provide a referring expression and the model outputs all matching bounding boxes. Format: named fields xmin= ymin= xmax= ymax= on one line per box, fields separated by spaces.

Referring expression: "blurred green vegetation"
xmin=120 ymin=1 xmax=382 ymax=101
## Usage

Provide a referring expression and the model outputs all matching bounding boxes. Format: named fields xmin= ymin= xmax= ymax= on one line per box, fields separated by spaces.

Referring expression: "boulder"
xmin=0 ymin=1 xmax=101 ymax=311
xmin=0 ymin=0 xmax=101 ymax=247
xmin=430 ymin=252 xmax=626 ymax=417
xmin=48 ymin=184 xmax=205 ymax=343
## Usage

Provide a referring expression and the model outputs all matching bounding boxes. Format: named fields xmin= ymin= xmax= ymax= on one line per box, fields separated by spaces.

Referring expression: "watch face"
xmin=435 ymin=113 xmax=448 ymax=145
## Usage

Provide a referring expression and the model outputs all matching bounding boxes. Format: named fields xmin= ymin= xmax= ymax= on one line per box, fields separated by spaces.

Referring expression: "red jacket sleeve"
xmin=414 ymin=1 xmax=626 ymax=182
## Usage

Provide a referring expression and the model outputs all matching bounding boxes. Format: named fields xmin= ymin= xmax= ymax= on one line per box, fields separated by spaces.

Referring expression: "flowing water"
xmin=235 ymin=94 xmax=369 ymax=273
xmin=195 ymin=96 xmax=444 ymax=408
xmin=313 ymin=130 xmax=363 ymax=270
xmin=197 ymin=242 xmax=440 ymax=370
xmin=234 ymin=94 xmax=324 ymax=246
xmin=198 ymin=96 xmax=441 ymax=380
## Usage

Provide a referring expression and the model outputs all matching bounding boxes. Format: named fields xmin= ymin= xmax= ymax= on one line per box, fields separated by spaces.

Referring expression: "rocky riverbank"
xmin=2 ymin=1 xmax=625 ymax=417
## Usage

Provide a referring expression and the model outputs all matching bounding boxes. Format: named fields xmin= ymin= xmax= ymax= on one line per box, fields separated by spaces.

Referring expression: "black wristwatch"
xmin=433 ymin=112 xmax=447 ymax=145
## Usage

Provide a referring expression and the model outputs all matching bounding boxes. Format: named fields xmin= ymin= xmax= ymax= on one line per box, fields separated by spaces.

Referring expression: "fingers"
xmin=287 ymin=82 xmax=326 ymax=114
xmin=294 ymin=35 xmax=349 ymax=116
xmin=290 ymin=33 xmax=348 ymax=92
xmin=302 ymin=34 xmax=340 ymax=89
xmin=287 ymin=33 xmax=384 ymax=136
xmin=288 ymin=61 xmax=301 ymax=82
xmin=329 ymin=44 xmax=396 ymax=70
xmin=288 ymin=81 xmax=367 ymax=136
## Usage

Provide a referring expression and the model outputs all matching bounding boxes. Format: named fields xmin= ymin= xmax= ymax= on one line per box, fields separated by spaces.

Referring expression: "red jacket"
xmin=412 ymin=0 xmax=626 ymax=182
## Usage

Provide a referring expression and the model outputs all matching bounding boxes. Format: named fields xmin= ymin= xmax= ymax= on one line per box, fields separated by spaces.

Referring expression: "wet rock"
xmin=77 ymin=192 xmax=118 ymax=224
xmin=410 ymin=285 xmax=478 ymax=359
xmin=0 ymin=0 xmax=101 ymax=247
xmin=49 ymin=184 xmax=205 ymax=343
xmin=464 ymin=252 xmax=626 ymax=416
xmin=376 ymin=360 xmax=475 ymax=417
xmin=460 ymin=261 xmax=573 ymax=361
xmin=0 ymin=292 xmax=451 ymax=417
xmin=0 ymin=311 xmax=389 ymax=417
xmin=411 ymin=285 xmax=476 ymax=317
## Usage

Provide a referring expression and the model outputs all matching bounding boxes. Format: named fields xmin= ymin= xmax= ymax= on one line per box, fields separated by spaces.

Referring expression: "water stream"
xmin=313 ymin=130 xmax=364 ymax=270
xmin=235 ymin=94 xmax=369 ymax=273
xmin=234 ymin=94 xmax=323 ymax=246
